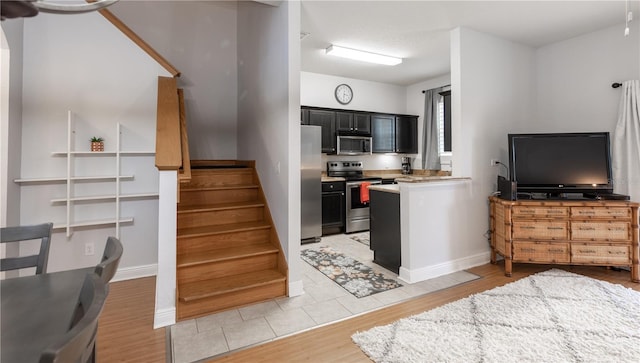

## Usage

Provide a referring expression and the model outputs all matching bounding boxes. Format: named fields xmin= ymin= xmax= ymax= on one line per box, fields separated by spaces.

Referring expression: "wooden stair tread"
xmin=178 ymin=201 xmax=264 ymax=213
xmin=181 ymin=185 xmax=259 ymax=192
xmin=177 ymin=221 xmax=271 ymax=238
xmin=177 ymin=243 xmax=278 ymax=267
xmin=179 ymin=270 xmax=286 ymax=302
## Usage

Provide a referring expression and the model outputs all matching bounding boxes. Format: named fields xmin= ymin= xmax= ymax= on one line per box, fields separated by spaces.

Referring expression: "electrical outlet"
xmin=84 ymin=242 xmax=95 ymax=256
xmin=490 ymin=159 xmax=500 ymax=166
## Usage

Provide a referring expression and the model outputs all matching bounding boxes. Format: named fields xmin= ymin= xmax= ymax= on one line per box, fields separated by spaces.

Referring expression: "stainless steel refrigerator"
xmin=301 ymin=125 xmax=322 ymax=244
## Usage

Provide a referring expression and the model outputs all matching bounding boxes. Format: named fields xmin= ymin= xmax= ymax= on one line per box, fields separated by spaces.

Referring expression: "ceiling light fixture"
xmin=325 ymin=45 xmax=402 ymax=66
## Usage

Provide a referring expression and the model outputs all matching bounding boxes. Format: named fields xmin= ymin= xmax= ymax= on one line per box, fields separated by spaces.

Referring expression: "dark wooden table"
xmin=1 ymin=268 xmax=90 ymax=362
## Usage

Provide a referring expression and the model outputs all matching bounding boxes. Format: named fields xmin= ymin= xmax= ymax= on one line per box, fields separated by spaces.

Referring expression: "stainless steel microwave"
xmin=336 ymin=135 xmax=372 ymax=155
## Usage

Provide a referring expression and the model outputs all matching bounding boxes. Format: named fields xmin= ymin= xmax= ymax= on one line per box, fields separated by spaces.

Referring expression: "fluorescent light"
xmin=325 ymin=45 xmax=402 ymax=66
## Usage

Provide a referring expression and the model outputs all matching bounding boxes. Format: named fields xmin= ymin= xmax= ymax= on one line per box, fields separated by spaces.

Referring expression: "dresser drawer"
xmin=571 ymin=222 xmax=631 ymax=241
xmin=512 ymin=206 xmax=569 ymax=218
xmin=513 ymin=242 xmax=570 ymax=263
xmin=571 ymin=244 xmax=630 ymax=265
xmin=513 ymin=221 xmax=568 ymax=240
xmin=571 ymin=207 xmax=631 ymax=219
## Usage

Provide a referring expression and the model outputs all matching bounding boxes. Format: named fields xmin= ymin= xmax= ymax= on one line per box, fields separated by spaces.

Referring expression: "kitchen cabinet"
xmin=322 ymin=181 xmax=345 ymax=235
xmin=308 ymin=109 xmax=336 ymax=154
xmin=371 ymin=114 xmax=418 ymax=154
xmin=336 ymin=112 xmax=371 ymax=135
xmin=370 ymin=189 xmax=401 ymax=273
xmin=371 ymin=114 xmax=395 ymax=153
xmin=395 ymin=115 xmax=418 ymax=153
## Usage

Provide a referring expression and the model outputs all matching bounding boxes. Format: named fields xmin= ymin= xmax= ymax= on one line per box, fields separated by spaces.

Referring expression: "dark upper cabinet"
xmin=336 ymin=112 xmax=371 ymax=135
xmin=395 ymin=116 xmax=418 ymax=154
xmin=372 ymin=114 xmax=418 ymax=154
xmin=308 ymin=109 xmax=336 ymax=153
xmin=302 ymin=106 xmax=416 ymax=154
xmin=371 ymin=114 xmax=396 ymax=153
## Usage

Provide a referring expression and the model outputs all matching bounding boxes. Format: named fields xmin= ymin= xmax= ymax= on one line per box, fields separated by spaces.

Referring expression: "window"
xmin=437 ymin=90 xmax=451 ymax=154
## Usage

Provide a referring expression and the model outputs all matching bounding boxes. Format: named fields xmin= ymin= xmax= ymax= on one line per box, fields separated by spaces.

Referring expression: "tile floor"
xmin=170 ymin=233 xmax=480 ymax=363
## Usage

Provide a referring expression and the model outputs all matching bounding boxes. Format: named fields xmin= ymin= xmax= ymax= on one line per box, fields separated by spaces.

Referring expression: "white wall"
xmin=1 ymin=20 xmax=23 ymax=229
xmin=237 ymin=1 xmax=303 ymax=295
xmin=302 ymin=71 xmax=421 ymax=171
xmin=111 ymin=1 xmax=239 ymax=160
xmin=535 ymin=22 xmax=640 ymax=134
xmin=19 ymin=12 xmax=170 ymax=274
xmin=301 ymin=71 xmax=406 ymax=113
xmin=450 ymin=27 xmax=536 ymax=257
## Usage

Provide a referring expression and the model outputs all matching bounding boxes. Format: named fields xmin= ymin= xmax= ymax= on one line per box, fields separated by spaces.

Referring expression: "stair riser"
xmin=177 ymin=207 xmax=264 ymax=229
xmin=184 ymin=171 xmax=254 ymax=188
xmin=179 ymin=188 xmax=258 ymax=207
xmin=177 ymin=281 xmax=286 ymax=321
xmin=177 ymin=229 xmax=271 ymax=255
xmin=177 ymin=253 xmax=278 ymax=284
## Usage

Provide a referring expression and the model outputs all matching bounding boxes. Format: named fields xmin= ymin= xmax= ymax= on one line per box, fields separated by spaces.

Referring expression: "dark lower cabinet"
xmin=369 ymin=190 xmax=401 ymax=273
xmin=321 ymin=181 xmax=345 ymax=235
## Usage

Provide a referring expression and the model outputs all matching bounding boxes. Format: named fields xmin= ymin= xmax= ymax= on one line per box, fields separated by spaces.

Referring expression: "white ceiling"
xmin=300 ymin=0 xmax=638 ymax=86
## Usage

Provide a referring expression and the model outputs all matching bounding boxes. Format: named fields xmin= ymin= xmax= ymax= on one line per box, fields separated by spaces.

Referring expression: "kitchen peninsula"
xmin=368 ymin=176 xmax=480 ymax=284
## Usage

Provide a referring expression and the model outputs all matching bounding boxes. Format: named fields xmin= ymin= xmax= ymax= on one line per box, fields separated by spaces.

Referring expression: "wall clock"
xmin=335 ymin=84 xmax=353 ymax=105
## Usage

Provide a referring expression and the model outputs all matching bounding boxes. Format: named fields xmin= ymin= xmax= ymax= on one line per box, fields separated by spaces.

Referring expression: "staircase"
xmin=176 ymin=160 xmax=288 ymax=320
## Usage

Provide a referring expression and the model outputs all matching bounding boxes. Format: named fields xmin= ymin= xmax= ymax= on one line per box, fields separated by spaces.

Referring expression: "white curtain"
xmin=612 ymin=80 xmax=640 ymax=202
xmin=422 ymin=88 xmax=442 ymax=170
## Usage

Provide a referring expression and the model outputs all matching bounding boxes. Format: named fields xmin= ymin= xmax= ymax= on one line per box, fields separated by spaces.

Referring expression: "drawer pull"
xmin=608 ymin=251 xmax=626 ymax=255
xmin=520 ymin=248 xmax=536 ymax=252
xmin=548 ymin=248 xmax=565 ymax=253
xmin=578 ymin=249 xmax=596 ymax=254
xmin=547 ymin=227 xmax=564 ymax=230
xmin=577 ymin=211 xmax=595 ymax=215
xmin=520 ymin=226 xmax=536 ymax=230
xmin=578 ymin=227 xmax=596 ymax=231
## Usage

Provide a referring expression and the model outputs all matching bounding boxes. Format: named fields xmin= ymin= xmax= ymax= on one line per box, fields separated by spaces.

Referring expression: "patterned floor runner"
xmin=301 ymin=245 xmax=401 ymax=298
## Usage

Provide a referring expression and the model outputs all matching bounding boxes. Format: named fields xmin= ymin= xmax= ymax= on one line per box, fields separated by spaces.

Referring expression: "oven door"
xmin=345 ymin=180 xmax=381 ymax=233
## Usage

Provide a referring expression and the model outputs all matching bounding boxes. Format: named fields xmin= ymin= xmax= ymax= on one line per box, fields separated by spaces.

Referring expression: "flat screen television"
xmin=508 ymin=132 xmax=613 ymax=196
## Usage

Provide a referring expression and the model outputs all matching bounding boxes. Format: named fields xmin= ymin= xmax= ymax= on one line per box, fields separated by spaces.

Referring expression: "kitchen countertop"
xmin=395 ymin=176 xmax=471 ymax=183
xmin=321 ymin=176 xmax=345 ymax=182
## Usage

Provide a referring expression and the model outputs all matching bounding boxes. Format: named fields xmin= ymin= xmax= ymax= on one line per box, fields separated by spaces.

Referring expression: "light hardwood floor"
xmin=98 ymin=263 xmax=640 ymax=363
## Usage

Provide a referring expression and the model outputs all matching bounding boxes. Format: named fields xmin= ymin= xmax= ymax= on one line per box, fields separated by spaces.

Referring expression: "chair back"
xmin=94 ymin=236 xmax=123 ymax=284
xmin=1 ymin=222 xmax=53 ymax=274
xmin=39 ymin=273 xmax=107 ymax=363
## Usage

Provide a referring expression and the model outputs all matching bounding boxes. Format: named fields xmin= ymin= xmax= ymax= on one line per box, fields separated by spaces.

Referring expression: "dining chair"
xmin=94 ymin=236 xmax=123 ymax=284
xmin=0 ymin=222 xmax=53 ymax=275
xmin=39 ymin=273 xmax=107 ymax=363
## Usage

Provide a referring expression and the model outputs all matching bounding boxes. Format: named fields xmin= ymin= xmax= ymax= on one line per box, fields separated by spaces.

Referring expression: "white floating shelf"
xmin=52 ymin=151 xmax=155 ymax=156
xmin=51 ymin=193 xmax=159 ymax=203
xmin=53 ymin=217 xmax=134 ymax=230
xmin=15 ymin=175 xmax=134 ymax=183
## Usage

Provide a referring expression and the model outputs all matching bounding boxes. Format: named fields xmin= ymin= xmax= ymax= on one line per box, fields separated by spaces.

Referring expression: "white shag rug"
xmin=352 ymin=269 xmax=640 ymax=363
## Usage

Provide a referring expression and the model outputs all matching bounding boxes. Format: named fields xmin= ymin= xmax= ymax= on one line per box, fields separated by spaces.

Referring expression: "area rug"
xmin=349 ymin=232 xmax=370 ymax=246
xmin=301 ymin=245 xmax=402 ymax=298
xmin=352 ymin=269 xmax=640 ymax=363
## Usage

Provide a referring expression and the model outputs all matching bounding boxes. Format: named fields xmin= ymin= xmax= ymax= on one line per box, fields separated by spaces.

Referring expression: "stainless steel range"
xmin=327 ymin=161 xmax=381 ymax=233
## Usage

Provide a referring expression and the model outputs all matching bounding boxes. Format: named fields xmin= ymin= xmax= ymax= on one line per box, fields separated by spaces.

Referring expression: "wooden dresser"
xmin=489 ymin=196 xmax=639 ymax=282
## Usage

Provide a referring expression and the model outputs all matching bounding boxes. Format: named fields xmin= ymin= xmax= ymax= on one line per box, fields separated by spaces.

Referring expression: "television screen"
xmin=508 ymin=132 xmax=613 ymax=195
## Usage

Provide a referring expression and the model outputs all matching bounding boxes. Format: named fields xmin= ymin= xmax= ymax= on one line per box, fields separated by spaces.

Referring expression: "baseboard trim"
xmin=111 ymin=264 xmax=157 ymax=282
xmin=154 ymin=307 xmax=176 ymax=329
xmin=398 ymin=252 xmax=491 ymax=284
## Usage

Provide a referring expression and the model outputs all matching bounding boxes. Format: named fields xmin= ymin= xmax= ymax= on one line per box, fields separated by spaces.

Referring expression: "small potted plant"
xmin=90 ymin=137 xmax=104 ymax=152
